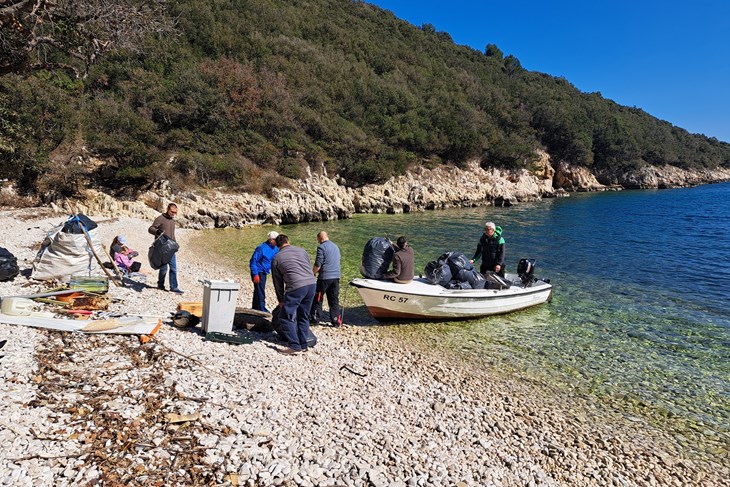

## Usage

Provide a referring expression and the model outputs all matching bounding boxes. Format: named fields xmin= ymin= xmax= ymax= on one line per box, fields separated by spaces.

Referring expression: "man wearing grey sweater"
xmin=310 ymin=231 xmax=342 ymax=326
xmin=271 ymin=235 xmax=317 ymax=354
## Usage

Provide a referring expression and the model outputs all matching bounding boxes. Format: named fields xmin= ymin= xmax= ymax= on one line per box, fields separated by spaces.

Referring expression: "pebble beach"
xmin=0 ymin=208 xmax=727 ymax=486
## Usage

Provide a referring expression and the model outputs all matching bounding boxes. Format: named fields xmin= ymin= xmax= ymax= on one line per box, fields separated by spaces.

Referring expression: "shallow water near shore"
xmin=199 ymin=182 xmax=730 ymax=463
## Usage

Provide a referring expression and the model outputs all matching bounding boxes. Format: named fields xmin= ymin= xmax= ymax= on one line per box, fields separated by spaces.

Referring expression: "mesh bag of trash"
xmin=360 ymin=237 xmax=394 ymax=279
xmin=424 ymin=261 xmax=452 ymax=286
xmin=456 ymin=268 xmax=487 ymax=289
xmin=0 ymin=247 xmax=19 ymax=281
xmin=446 ymin=251 xmax=473 ymax=276
xmin=148 ymin=234 xmax=180 ymax=270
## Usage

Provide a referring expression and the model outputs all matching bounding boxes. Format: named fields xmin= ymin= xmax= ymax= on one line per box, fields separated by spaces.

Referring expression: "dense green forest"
xmin=2 ymin=0 xmax=729 ymax=200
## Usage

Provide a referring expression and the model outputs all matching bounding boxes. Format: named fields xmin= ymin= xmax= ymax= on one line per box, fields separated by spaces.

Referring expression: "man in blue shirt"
xmin=310 ymin=231 xmax=342 ymax=326
xmin=249 ymin=231 xmax=279 ymax=312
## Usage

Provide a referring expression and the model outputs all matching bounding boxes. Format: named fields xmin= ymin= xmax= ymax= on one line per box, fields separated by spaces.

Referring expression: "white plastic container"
xmin=1 ymin=297 xmax=35 ymax=316
xmin=201 ymin=280 xmax=240 ymax=334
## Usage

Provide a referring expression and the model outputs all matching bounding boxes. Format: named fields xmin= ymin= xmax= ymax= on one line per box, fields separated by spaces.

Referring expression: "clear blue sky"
xmin=368 ymin=0 xmax=730 ymax=143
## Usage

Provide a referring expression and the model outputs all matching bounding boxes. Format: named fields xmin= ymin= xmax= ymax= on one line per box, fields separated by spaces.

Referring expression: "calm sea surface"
xmin=199 ymin=182 xmax=730 ymax=457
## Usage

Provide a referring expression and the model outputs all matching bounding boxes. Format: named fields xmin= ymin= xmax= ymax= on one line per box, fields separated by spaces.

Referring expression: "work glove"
xmin=253 ymin=274 xmax=260 ymax=284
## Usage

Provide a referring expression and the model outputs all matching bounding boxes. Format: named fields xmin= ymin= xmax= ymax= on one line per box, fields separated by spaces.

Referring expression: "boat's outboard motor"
xmin=517 ymin=258 xmax=537 ymax=287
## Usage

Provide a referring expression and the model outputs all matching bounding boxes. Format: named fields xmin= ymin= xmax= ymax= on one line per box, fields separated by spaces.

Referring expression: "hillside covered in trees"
xmin=2 ymin=0 xmax=729 ymax=201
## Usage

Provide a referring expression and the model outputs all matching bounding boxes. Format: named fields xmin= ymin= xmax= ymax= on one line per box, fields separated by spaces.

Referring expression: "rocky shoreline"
xmin=0 ymin=209 xmax=728 ymax=486
xmin=30 ymin=157 xmax=730 ymax=229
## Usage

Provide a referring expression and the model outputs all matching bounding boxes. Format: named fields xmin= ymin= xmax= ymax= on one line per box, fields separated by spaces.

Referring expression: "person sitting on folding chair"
xmin=114 ymin=244 xmax=142 ymax=274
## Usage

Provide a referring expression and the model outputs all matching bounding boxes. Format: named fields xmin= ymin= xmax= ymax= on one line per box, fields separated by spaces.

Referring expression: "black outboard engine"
xmin=517 ymin=258 xmax=537 ymax=287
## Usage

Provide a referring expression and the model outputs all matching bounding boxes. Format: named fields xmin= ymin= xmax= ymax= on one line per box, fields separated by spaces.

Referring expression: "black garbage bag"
xmin=271 ymin=307 xmax=317 ymax=347
xmin=148 ymin=234 xmax=180 ymax=270
xmin=62 ymin=214 xmax=98 ymax=233
xmin=0 ymin=247 xmax=19 ymax=282
xmin=446 ymin=251 xmax=472 ymax=276
xmin=360 ymin=237 xmax=394 ymax=279
xmin=457 ymin=268 xmax=487 ymax=289
xmin=446 ymin=280 xmax=473 ymax=290
xmin=424 ymin=261 xmax=452 ymax=286
xmin=424 ymin=260 xmax=439 ymax=282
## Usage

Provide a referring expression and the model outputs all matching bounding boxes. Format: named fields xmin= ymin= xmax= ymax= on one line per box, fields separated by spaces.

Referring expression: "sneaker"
xmin=277 ymin=347 xmax=302 ymax=355
xmin=157 ymin=285 xmax=167 ymax=291
xmin=171 ymin=289 xmax=185 ymax=295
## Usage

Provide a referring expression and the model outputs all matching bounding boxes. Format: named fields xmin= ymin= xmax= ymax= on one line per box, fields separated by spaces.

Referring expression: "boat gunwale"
xmin=349 ymin=277 xmax=552 ymax=301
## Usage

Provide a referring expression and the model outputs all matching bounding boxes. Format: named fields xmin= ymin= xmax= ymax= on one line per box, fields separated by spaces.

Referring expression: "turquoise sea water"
xmin=200 ymin=182 xmax=730 ymax=459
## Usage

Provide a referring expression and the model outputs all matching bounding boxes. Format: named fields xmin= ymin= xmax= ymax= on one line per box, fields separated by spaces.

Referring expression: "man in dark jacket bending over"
xmin=470 ymin=221 xmax=505 ymax=277
xmin=271 ymin=235 xmax=317 ymax=355
xmin=385 ymin=236 xmax=415 ymax=284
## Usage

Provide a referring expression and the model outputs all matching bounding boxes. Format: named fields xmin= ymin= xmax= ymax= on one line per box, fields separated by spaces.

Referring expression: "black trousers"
xmin=480 ymin=263 xmax=505 ymax=277
xmin=310 ymin=278 xmax=341 ymax=325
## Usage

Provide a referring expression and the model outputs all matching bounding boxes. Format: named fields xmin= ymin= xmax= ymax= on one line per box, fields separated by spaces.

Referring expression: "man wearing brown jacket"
xmin=148 ymin=203 xmax=183 ymax=294
xmin=384 ymin=236 xmax=414 ymax=284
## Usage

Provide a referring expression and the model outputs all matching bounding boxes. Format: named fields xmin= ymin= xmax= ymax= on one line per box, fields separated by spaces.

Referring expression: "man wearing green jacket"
xmin=470 ymin=221 xmax=505 ymax=277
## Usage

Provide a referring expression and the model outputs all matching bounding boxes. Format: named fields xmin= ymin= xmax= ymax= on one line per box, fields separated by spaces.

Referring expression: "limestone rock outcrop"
xmin=553 ymin=162 xmax=609 ymax=191
xmin=594 ymin=165 xmax=730 ymax=189
xmin=353 ymin=153 xmax=556 ymax=214
xmin=42 ymin=151 xmax=730 ymax=229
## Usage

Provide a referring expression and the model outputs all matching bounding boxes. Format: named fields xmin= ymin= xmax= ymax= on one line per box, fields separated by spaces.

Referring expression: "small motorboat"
xmin=350 ymin=269 xmax=552 ymax=320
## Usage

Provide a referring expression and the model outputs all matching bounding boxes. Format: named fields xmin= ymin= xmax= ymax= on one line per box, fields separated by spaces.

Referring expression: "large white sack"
xmin=32 ymin=225 xmax=107 ymax=281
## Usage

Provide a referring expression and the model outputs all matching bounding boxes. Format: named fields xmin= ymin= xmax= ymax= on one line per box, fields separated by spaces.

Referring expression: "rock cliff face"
xmin=593 ymin=165 xmax=730 ymax=189
xmin=56 ymin=153 xmax=730 ymax=229
xmin=353 ymin=156 xmax=555 ymax=214
xmin=553 ymin=162 xmax=611 ymax=192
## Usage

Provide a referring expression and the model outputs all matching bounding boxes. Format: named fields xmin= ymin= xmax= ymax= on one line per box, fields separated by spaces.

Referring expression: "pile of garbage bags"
xmin=424 ymin=251 xmax=510 ymax=290
xmin=359 ymin=237 xmax=511 ymax=290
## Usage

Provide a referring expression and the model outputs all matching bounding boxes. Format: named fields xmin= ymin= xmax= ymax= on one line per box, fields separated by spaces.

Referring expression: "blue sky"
xmin=368 ymin=0 xmax=730 ymax=143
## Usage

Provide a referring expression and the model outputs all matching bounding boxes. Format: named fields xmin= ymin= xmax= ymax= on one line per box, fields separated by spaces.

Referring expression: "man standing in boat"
xmin=384 ymin=236 xmax=414 ymax=284
xmin=470 ymin=221 xmax=505 ymax=277
xmin=310 ymin=231 xmax=342 ymax=326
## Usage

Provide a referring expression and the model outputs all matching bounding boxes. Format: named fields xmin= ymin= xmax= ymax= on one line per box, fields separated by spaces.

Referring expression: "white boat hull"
xmin=350 ymin=276 xmax=552 ymax=320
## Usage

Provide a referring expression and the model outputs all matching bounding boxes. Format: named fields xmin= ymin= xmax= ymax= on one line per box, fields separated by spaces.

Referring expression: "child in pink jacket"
xmin=114 ymin=245 xmax=142 ymax=273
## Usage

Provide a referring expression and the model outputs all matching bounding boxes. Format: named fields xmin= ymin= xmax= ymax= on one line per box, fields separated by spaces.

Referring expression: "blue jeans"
xmin=252 ymin=273 xmax=268 ymax=312
xmin=279 ymin=284 xmax=316 ymax=351
xmin=158 ymin=253 xmax=179 ymax=290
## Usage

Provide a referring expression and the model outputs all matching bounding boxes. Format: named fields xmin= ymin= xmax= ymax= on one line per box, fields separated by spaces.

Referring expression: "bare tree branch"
xmin=1 ymin=0 xmax=176 ymax=77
